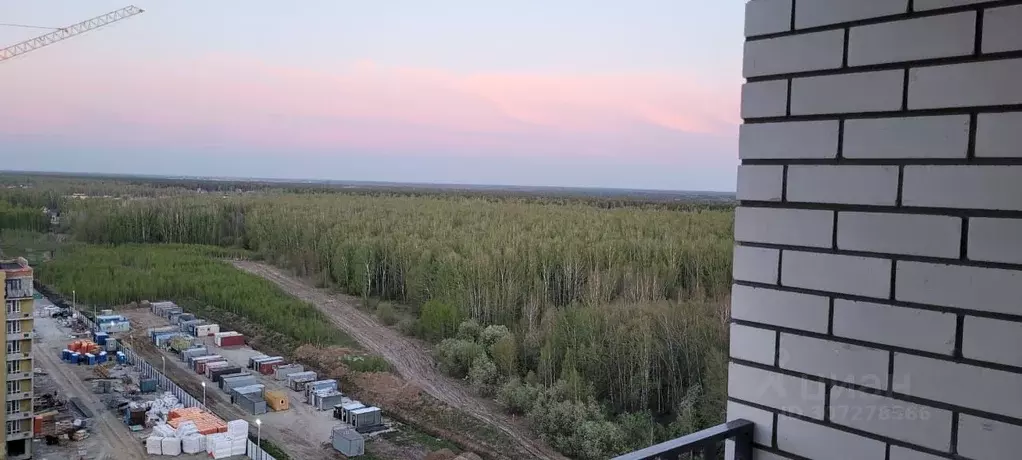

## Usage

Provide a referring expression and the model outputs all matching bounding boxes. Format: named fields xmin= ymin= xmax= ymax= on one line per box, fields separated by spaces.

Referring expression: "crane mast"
xmin=0 ymin=6 xmax=144 ymax=63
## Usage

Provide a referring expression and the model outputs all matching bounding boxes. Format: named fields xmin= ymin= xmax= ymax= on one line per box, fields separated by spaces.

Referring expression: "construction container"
xmin=264 ymin=390 xmax=289 ymax=411
xmin=70 ymin=353 xmax=80 ymax=364
xmin=139 ymin=378 xmax=159 ymax=393
xmin=150 ymin=301 xmax=178 ymax=315
xmin=216 ymin=372 xmax=249 ymax=387
xmin=250 ymin=356 xmax=282 ymax=373
xmin=95 ymin=314 xmax=127 ymax=325
xmin=179 ymin=319 xmax=204 ymax=332
xmin=84 ymin=353 xmax=96 ymax=365
xmin=311 ymin=390 xmax=346 ymax=411
xmin=93 ymin=331 xmax=109 ymax=345
xmin=337 ymin=401 xmax=364 ymax=424
xmin=181 ymin=347 xmax=208 ymax=362
xmin=304 ymin=379 xmax=338 ymax=401
xmin=236 ymin=392 xmax=267 ymax=415
xmin=100 ymin=309 xmax=114 ymax=316
xmin=204 ymin=361 xmax=231 ymax=378
xmin=100 ymin=320 xmax=131 ymax=333
xmin=124 ymin=407 xmax=147 ymax=425
xmin=273 ymin=364 xmax=304 ymax=381
xmin=105 ymin=338 xmax=118 ymax=352
xmin=61 ymin=349 xmax=71 ymax=361
xmin=230 ymin=384 xmax=265 ymax=400
xmin=189 ymin=354 xmax=220 ymax=368
xmin=289 ymin=373 xmax=317 ymax=391
xmin=168 ymin=335 xmax=195 ymax=353
xmin=116 ymin=351 xmax=127 ymax=364
xmin=213 ymin=331 xmax=244 ymax=347
xmin=209 ymin=366 xmax=243 ymax=383
xmin=222 ymin=375 xmax=258 ymax=393
xmin=98 ymin=351 xmax=108 ymax=363
xmin=258 ymin=358 xmax=285 ymax=375
xmin=177 ymin=313 xmax=196 ymax=324
xmin=350 ymin=407 xmax=382 ymax=428
xmin=194 ymin=357 xmax=225 ymax=374
xmin=194 ymin=323 xmax=220 ymax=337
xmin=247 ymin=355 xmax=269 ymax=369
xmin=332 ymin=426 xmax=365 ymax=457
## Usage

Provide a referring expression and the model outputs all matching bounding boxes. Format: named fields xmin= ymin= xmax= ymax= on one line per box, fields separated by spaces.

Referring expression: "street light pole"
xmin=201 ymin=381 xmax=206 ymax=409
xmin=256 ymin=418 xmax=262 ymax=460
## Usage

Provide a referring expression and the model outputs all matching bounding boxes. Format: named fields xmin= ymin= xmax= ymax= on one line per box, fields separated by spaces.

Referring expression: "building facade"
xmin=729 ymin=1 xmax=1022 ymax=459
xmin=2 ymin=258 xmax=34 ymax=459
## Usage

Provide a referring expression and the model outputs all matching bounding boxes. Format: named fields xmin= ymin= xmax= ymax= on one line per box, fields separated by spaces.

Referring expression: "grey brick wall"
xmin=730 ymin=1 xmax=1022 ymax=458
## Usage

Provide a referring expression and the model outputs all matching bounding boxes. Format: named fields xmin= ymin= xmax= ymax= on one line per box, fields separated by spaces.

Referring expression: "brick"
xmin=729 ymin=363 xmax=826 ymax=418
xmin=782 ymin=251 xmax=891 ymax=298
xmin=736 ymin=165 xmax=783 ymax=201
xmin=739 ymin=120 xmax=840 ymax=159
xmin=908 ymin=59 xmax=1022 ymax=109
xmin=732 ymin=245 xmax=780 ymax=284
xmin=849 ymin=12 xmax=975 ymax=66
xmin=975 ymin=112 xmax=1022 ymax=158
xmin=795 ymin=0 xmax=908 ymax=29
xmin=741 ymin=80 xmax=788 ymax=119
xmin=893 ymin=353 xmax=1022 ymax=418
xmin=791 ymin=70 xmax=904 ymax=115
xmin=833 ymin=299 xmax=957 ymax=354
xmin=730 ymin=323 xmax=777 ymax=365
xmin=843 ymin=115 xmax=970 ymax=159
xmin=984 ymin=5 xmax=1022 ymax=53
xmin=902 ymin=166 xmax=1022 ymax=211
xmin=897 ymin=261 xmax=1022 ymax=316
xmin=744 ymin=30 xmax=844 ymax=78
xmin=829 ymin=387 xmax=953 ymax=450
xmin=726 ymin=400 xmax=775 ymax=444
xmin=837 ymin=212 xmax=961 ymax=258
xmin=734 ymin=207 xmax=834 ymax=248
xmin=915 ymin=0 xmax=1000 ymax=11
xmin=969 ymin=217 xmax=1022 ymax=264
xmin=780 ymin=334 xmax=889 ymax=389
xmin=963 ymin=316 xmax=1022 ymax=367
xmin=889 ymin=446 xmax=948 ymax=460
xmin=776 ymin=416 xmax=886 ymax=459
xmin=745 ymin=0 xmax=792 ymax=37
xmin=787 ymin=165 xmax=899 ymax=206
xmin=957 ymin=414 xmax=1020 ymax=460
xmin=731 ymin=284 xmax=830 ymax=333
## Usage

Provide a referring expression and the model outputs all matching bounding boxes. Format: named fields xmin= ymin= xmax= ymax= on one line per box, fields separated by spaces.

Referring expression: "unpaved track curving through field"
xmin=232 ymin=260 xmax=565 ymax=460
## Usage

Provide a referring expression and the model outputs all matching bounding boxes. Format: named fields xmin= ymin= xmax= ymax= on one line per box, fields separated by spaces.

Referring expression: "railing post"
xmin=733 ymin=426 xmax=753 ymax=460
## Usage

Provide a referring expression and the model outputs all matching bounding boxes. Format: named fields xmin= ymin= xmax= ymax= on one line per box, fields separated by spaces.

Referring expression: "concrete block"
xmin=848 ymin=12 xmax=975 ymax=65
xmin=787 ymin=165 xmax=899 ymax=206
xmin=782 ymin=251 xmax=892 ymax=298
xmin=843 ymin=115 xmax=970 ymax=159
xmin=780 ymin=334 xmax=889 ymax=389
xmin=733 ymin=245 xmax=780 ymax=284
xmin=837 ymin=212 xmax=961 ymax=258
xmin=968 ymin=217 xmax=1022 ymax=264
xmin=791 ymin=70 xmax=905 ymax=115
xmin=893 ymin=353 xmax=1022 ymax=418
xmin=962 ymin=316 xmax=1022 ymax=367
xmin=908 ymin=59 xmax=1022 ymax=109
xmin=902 ymin=166 xmax=1022 ymax=211
xmin=735 ymin=207 xmax=834 ymax=248
xmin=744 ymin=30 xmax=845 ymax=78
xmin=896 ymin=261 xmax=1022 ymax=316
xmin=833 ymin=299 xmax=957 ymax=355
xmin=739 ymin=120 xmax=840 ymax=159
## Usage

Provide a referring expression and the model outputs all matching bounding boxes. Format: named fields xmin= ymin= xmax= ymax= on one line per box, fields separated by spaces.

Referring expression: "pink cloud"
xmin=0 ymin=53 xmax=740 ymax=161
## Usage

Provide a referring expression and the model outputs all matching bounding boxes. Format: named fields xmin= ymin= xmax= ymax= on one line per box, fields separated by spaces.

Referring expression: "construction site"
xmin=33 ymin=293 xmax=253 ymax=460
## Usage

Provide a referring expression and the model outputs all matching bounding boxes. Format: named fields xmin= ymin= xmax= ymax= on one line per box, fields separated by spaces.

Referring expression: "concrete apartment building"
xmin=724 ymin=1 xmax=1022 ymax=459
xmin=2 ymin=258 xmax=35 ymax=459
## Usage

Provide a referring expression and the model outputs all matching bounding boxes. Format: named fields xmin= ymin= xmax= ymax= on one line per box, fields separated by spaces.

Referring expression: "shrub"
xmin=433 ymin=338 xmax=485 ymax=378
xmin=375 ymin=303 xmax=399 ymax=326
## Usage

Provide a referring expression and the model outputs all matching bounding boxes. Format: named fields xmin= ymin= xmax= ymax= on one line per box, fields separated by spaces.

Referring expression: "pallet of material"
xmin=167 ymin=407 xmax=228 ymax=435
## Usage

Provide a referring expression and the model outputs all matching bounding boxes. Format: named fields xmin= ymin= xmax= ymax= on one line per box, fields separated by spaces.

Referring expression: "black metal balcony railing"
xmin=612 ymin=419 xmax=754 ymax=460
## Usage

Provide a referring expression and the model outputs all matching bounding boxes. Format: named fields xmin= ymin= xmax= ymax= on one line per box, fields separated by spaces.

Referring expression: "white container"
xmin=146 ymin=436 xmax=163 ymax=455
xmin=182 ymin=434 xmax=204 ymax=454
xmin=161 ymin=436 xmax=182 ymax=456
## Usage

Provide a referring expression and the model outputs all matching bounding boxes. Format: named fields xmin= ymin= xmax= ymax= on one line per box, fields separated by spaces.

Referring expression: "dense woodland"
xmin=0 ymin=175 xmax=736 ymax=459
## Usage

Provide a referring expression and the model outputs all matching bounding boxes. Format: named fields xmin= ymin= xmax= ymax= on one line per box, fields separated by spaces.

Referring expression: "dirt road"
xmin=34 ymin=307 xmax=146 ymax=460
xmin=233 ymin=261 xmax=565 ymax=460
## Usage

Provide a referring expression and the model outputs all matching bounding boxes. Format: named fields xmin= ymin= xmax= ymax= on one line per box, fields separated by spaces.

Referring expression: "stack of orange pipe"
xmin=167 ymin=407 xmax=228 ymax=435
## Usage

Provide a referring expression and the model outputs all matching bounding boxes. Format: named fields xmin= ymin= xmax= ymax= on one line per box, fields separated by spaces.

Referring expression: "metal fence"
xmin=65 ymin=301 xmax=278 ymax=460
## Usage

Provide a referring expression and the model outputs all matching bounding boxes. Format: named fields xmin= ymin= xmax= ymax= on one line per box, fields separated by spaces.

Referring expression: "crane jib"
xmin=0 ymin=5 xmax=144 ymax=63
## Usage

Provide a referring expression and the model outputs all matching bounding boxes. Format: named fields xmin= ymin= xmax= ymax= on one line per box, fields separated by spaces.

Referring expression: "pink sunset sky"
xmin=1 ymin=0 xmax=745 ymax=191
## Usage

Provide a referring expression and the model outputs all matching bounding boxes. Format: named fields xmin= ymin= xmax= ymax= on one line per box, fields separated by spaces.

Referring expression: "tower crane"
xmin=0 ymin=6 xmax=144 ymax=63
